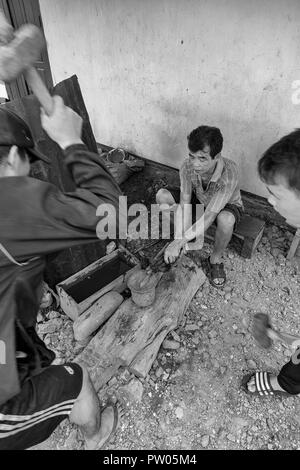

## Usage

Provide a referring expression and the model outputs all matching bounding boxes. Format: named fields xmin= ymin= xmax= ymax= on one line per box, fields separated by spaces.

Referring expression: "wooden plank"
xmin=75 ymin=254 xmax=206 ymax=391
xmin=57 ymin=246 xmax=140 ymax=320
xmin=287 ymin=228 xmax=300 ymax=260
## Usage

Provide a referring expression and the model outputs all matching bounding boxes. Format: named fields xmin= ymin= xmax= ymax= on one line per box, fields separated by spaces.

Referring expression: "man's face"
xmin=266 ymin=177 xmax=300 ymax=227
xmin=188 ymin=145 xmax=216 ymax=174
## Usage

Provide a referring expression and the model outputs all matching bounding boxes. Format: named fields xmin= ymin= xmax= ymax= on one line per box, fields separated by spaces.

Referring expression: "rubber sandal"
xmin=207 ymin=257 xmax=226 ymax=288
xmin=242 ymin=371 xmax=296 ymax=398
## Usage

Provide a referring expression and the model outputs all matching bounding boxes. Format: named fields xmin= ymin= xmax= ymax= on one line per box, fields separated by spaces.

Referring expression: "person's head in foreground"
xmin=0 ymin=107 xmax=49 ymax=178
xmin=187 ymin=125 xmax=223 ymax=174
xmin=258 ymin=129 xmax=300 ymax=227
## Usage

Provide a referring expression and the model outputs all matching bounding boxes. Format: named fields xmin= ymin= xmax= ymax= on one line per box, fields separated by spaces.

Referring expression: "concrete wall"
xmin=39 ymin=0 xmax=300 ymax=197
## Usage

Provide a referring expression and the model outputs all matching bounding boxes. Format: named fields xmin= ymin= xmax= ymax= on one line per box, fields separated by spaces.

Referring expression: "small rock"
xmin=106 ymin=241 xmax=117 ymax=255
xmin=185 ymin=324 xmax=199 ymax=332
xmin=108 ymin=376 xmax=118 ymax=387
xmin=119 ymin=378 xmax=144 ymax=402
xmin=48 ymin=310 xmax=60 ymax=320
xmin=247 ymin=360 xmax=257 ymax=369
xmin=40 ymin=292 xmax=53 ymax=309
xmin=224 ymin=286 xmax=232 ymax=294
xmin=208 ymin=330 xmax=217 ymax=339
xmin=44 ymin=335 xmax=51 ymax=346
xmin=37 ymin=311 xmax=44 ymax=323
xmin=155 ymin=367 xmax=164 ymax=378
xmin=38 ymin=318 xmax=63 ymax=335
xmin=118 ymin=368 xmax=131 ymax=383
xmin=227 ymin=433 xmax=236 ymax=442
xmin=175 ymin=406 xmax=184 ymax=419
xmin=171 ymin=331 xmax=181 ymax=342
xmin=162 ymin=339 xmax=180 ymax=350
xmin=65 ymin=429 xmax=78 ymax=449
xmin=159 ymin=420 xmax=167 ymax=432
xmin=201 ymin=435 xmax=210 ymax=447
xmin=224 ymin=293 xmax=231 ymax=301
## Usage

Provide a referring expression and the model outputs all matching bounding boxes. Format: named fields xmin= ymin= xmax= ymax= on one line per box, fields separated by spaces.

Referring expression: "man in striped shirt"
xmin=157 ymin=126 xmax=244 ymax=288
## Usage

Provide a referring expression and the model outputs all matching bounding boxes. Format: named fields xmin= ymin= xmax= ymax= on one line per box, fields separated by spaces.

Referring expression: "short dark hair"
xmin=258 ymin=129 xmax=300 ymax=192
xmin=187 ymin=126 xmax=223 ymax=159
xmin=0 ymin=146 xmax=28 ymax=166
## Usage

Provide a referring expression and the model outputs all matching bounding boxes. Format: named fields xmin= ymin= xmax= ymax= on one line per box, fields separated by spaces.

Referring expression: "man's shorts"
xmin=0 ymin=363 xmax=83 ymax=450
xmin=165 ymin=186 xmax=243 ymax=229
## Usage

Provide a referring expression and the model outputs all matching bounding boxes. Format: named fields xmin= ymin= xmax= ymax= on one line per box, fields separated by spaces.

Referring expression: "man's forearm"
xmin=183 ymin=210 xmax=217 ymax=242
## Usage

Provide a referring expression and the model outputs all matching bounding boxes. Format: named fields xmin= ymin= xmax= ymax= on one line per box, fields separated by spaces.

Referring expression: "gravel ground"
xmin=32 ymin=223 xmax=300 ymax=450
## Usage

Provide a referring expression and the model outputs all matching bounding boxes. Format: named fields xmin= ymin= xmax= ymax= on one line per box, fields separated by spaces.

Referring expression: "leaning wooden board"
xmin=75 ymin=254 xmax=206 ymax=390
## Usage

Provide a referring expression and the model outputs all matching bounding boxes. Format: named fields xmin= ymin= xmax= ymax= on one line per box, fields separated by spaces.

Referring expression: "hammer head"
xmin=0 ymin=23 xmax=46 ymax=82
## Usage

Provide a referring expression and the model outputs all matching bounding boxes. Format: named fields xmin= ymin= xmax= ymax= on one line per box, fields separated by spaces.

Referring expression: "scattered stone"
xmin=171 ymin=331 xmax=181 ymax=342
xmin=38 ymin=318 xmax=63 ymax=336
xmin=247 ymin=360 xmax=257 ymax=369
xmin=224 ymin=286 xmax=232 ymax=294
xmin=37 ymin=311 xmax=44 ymax=323
xmin=201 ymin=435 xmax=210 ymax=448
xmin=118 ymin=368 xmax=131 ymax=383
xmin=44 ymin=335 xmax=51 ymax=346
xmin=175 ymin=406 xmax=184 ymax=419
xmin=227 ymin=433 xmax=236 ymax=442
xmin=108 ymin=377 xmax=118 ymax=387
xmin=48 ymin=310 xmax=60 ymax=320
xmin=185 ymin=324 xmax=199 ymax=332
xmin=65 ymin=429 xmax=78 ymax=449
xmin=208 ymin=330 xmax=217 ymax=339
xmin=163 ymin=340 xmax=180 ymax=350
xmin=40 ymin=291 xmax=53 ymax=309
xmin=155 ymin=367 xmax=164 ymax=378
xmin=119 ymin=378 xmax=144 ymax=403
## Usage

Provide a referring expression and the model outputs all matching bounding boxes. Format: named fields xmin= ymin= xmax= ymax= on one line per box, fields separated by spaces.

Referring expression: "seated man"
xmin=156 ymin=125 xmax=243 ymax=287
xmin=244 ymin=129 xmax=300 ymax=397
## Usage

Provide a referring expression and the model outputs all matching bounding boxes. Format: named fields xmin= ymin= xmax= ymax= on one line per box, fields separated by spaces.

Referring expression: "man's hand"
xmin=41 ymin=95 xmax=83 ymax=150
xmin=164 ymin=238 xmax=187 ymax=264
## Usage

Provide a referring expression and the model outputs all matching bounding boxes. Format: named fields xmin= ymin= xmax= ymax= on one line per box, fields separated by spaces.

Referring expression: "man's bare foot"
xmin=247 ymin=374 xmax=285 ymax=393
xmin=85 ymin=403 xmax=120 ymax=450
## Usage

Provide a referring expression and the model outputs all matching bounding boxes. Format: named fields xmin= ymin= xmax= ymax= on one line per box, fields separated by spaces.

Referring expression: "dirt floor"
xmin=32 ymin=221 xmax=300 ymax=451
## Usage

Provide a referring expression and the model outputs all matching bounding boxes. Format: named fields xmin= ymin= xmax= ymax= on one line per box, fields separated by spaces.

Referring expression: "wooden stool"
xmin=205 ymin=214 xmax=265 ymax=259
xmin=287 ymin=228 xmax=300 ymax=260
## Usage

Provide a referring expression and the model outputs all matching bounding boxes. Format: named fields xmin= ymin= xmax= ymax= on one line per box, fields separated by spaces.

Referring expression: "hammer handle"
xmin=24 ymin=67 xmax=54 ymax=116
